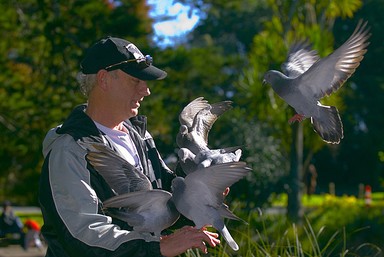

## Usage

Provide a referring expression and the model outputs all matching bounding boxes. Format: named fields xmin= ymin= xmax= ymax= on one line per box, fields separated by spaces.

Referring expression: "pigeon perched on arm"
xmin=263 ymin=20 xmax=371 ymax=144
xmin=171 ymin=161 xmax=251 ymax=251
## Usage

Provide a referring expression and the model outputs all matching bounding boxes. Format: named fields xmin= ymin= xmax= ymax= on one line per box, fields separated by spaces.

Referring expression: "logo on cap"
xmin=126 ymin=43 xmax=145 ymax=63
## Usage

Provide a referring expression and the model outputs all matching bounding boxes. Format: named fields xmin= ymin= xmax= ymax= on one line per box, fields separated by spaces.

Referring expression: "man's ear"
xmin=96 ymin=70 xmax=109 ymax=91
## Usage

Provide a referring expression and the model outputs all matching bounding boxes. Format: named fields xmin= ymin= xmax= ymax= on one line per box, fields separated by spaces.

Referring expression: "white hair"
xmin=76 ymin=70 xmax=120 ymax=97
xmin=76 ymin=72 xmax=97 ymax=97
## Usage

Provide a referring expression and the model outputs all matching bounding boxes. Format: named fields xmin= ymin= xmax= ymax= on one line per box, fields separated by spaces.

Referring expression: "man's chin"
xmin=130 ymin=109 xmax=139 ymax=117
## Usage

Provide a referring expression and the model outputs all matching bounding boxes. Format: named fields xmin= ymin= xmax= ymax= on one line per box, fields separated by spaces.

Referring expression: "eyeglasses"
xmin=105 ymin=55 xmax=153 ymax=71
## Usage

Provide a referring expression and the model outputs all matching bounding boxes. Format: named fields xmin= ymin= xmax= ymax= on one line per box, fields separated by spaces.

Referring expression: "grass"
xmin=182 ymin=213 xmax=383 ymax=257
xmin=270 ymin=192 xmax=384 ymax=208
xmin=16 ymin=214 xmax=44 ymax=227
xmin=181 ymin=193 xmax=384 ymax=257
xmin=183 ymin=216 xmax=382 ymax=257
xmin=8 ymin=193 xmax=384 ymax=256
xmin=11 ymin=211 xmax=44 ymax=229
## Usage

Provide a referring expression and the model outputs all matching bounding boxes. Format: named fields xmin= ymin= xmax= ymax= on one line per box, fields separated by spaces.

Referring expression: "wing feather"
xmin=78 ymin=140 xmax=152 ymax=194
xmin=184 ymin=162 xmax=250 ymax=201
xmin=178 ymin=97 xmax=210 ymax=128
xmin=282 ymin=40 xmax=320 ymax=78
xmin=191 ymin=101 xmax=233 ymax=144
xmin=299 ymin=20 xmax=371 ymax=99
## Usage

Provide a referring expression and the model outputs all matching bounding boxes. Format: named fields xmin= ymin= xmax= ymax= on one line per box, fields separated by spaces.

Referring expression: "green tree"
xmin=239 ymin=0 xmax=365 ymax=221
xmin=0 ymin=0 xmax=155 ymax=204
xmin=174 ymin=0 xmax=376 ymax=221
xmin=315 ymin=0 xmax=384 ymax=192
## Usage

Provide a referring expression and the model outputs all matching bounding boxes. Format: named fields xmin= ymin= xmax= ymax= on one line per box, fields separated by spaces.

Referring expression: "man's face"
xmin=107 ymin=70 xmax=151 ymax=119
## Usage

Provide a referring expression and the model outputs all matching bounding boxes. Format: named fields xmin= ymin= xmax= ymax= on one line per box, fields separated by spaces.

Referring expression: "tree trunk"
xmin=287 ymin=122 xmax=304 ymax=223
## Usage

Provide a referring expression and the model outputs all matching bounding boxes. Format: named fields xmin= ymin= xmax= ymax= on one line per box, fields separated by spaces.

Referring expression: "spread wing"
xmin=78 ymin=140 xmax=152 ymax=194
xmin=191 ymin=100 xmax=233 ymax=144
xmin=184 ymin=162 xmax=250 ymax=204
xmin=103 ymin=190 xmax=179 ymax=234
xmin=103 ymin=189 xmax=172 ymax=209
xmin=281 ymin=40 xmax=320 ymax=78
xmin=298 ymin=20 xmax=371 ymax=99
xmin=179 ymin=97 xmax=210 ymax=128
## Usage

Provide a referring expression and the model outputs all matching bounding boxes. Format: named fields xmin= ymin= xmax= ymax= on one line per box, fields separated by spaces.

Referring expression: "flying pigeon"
xmin=176 ymin=97 xmax=243 ymax=174
xmin=263 ymin=20 xmax=371 ymax=144
xmin=176 ymin=97 xmax=233 ymax=154
xmin=103 ymin=189 xmax=180 ymax=237
xmin=171 ymin=161 xmax=251 ymax=251
xmin=78 ymin=139 xmax=152 ymax=194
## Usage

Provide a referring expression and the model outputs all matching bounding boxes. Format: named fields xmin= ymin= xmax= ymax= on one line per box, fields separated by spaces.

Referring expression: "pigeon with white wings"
xmin=263 ymin=20 xmax=371 ymax=144
xmin=103 ymin=190 xmax=180 ymax=237
xmin=171 ymin=162 xmax=251 ymax=251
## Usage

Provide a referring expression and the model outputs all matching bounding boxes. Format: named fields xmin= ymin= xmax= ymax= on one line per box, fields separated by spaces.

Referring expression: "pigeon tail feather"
xmin=221 ymin=226 xmax=239 ymax=251
xmin=219 ymin=204 xmax=248 ymax=224
xmin=311 ymin=106 xmax=343 ymax=144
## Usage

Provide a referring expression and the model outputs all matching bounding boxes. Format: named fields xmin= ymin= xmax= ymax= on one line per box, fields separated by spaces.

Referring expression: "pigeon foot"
xmin=288 ymin=114 xmax=305 ymax=124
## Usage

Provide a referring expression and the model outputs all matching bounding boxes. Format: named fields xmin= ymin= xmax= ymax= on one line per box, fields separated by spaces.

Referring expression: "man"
xmin=24 ymin=219 xmax=44 ymax=251
xmin=0 ymin=200 xmax=25 ymax=249
xmin=38 ymin=37 xmax=220 ymax=257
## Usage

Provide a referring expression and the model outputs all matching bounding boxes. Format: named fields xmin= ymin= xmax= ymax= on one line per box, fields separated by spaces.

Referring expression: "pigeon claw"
xmin=288 ymin=114 xmax=305 ymax=124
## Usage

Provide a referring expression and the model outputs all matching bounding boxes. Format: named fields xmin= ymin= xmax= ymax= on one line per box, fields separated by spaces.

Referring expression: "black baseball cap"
xmin=80 ymin=37 xmax=167 ymax=80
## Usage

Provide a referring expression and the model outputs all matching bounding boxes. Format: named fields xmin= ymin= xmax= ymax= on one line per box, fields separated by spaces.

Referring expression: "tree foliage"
xmin=0 ymin=0 xmax=156 ymax=204
xmin=171 ymin=0 xmax=383 ymax=207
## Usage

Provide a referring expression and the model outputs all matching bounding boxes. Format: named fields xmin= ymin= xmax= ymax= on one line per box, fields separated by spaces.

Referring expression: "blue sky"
xmin=147 ymin=0 xmax=200 ymax=46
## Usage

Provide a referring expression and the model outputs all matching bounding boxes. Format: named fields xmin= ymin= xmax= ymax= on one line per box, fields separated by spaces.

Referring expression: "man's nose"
xmin=138 ymin=81 xmax=150 ymax=96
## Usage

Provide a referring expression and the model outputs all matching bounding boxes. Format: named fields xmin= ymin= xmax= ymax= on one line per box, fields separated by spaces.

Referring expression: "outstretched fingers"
xmin=194 ymin=227 xmax=220 ymax=250
xmin=160 ymin=226 xmax=220 ymax=257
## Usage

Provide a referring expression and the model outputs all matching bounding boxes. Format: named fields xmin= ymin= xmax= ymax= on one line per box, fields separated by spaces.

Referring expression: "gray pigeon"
xmin=176 ymin=97 xmax=233 ymax=154
xmin=103 ymin=189 xmax=180 ymax=237
xmin=263 ymin=20 xmax=371 ymax=144
xmin=78 ymin=139 xmax=152 ymax=194
xmin=176 ymin=97 xmax=243 ymax=174
xmin=178 ymin=147 xmax=242 ymax=175
xmin=195 ymin=148 xmax=242 ymax=169
xmin=78 ymin=140 xmax=179 ymax=237
xmin=171 ymin=161 xmax=251 ymax=251
xmin=177 ymin=147 xmax=199 ymax=174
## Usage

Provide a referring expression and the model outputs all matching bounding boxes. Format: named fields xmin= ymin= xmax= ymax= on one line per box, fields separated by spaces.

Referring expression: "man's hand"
xmin=160 ymin=226 xmax=220 ymax=257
